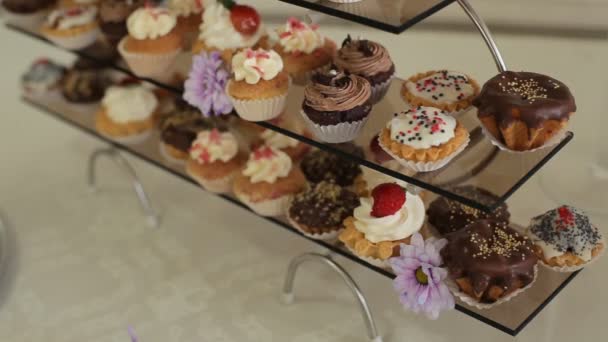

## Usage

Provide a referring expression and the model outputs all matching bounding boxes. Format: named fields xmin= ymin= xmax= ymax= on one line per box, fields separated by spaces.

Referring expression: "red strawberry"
xmin=230 ymin=4 xmax=261 ymax=36
xmin=369 ymin=134 xmax=393 ymax=163
xmin=371 ymin=183 xmax=406 ymax=217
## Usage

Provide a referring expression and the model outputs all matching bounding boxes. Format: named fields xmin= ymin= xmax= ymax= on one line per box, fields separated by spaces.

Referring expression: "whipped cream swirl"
xmin=199 ymin=2 xmax=264 ymax=50
xmin=388 ymin=106 xmax=456 ymax=149
xmin=189 ymin=129 xmax=238 ymax=164
xmin=46 ymin=6 xmax=98 ymax=30
xmin=304 ymin=69 xmax=371 ymax=112
xmin=232 ymin=48 xmax=283 ymax=84
xmin=335 ymin=37 xmax=393 ymax=77
xmin=243 ymin=146 xmax=292 ymax=184
xmin=127 ymin=7 xmax=177 ymax=40
xmin=261 ymin=129 xmax=299 ymax=149
xmin=353 ymin=193 xmax=424 ymax=243
xmin=102 ymin=85 xmax=158 ymax=124
xmin=276 ymin=17 xmax=324 ymax=54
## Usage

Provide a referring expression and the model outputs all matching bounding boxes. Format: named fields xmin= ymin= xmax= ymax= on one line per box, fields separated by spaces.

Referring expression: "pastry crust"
xmin=534 ymin=243 xmax=604 ymax=267
xmin=123 ymin=30 xmax=183 ymax=54
xmin=186 ymin=152 xmax=247 ymax=181
xmin=401 ymin=70 xmax=480 ymax=112
xmin=274 ymin=38 xmax=336 ymax=76
xmin=232 ymin=167 xmax=306 ymax=203
xmin=228 ymin=71 xmax=290 ymax=100
xmin=454 ymin=276 xmax=524 ymax=302
xmin=41 ymin=21 xmax=98 ymax=37
xmin=480 ymin=114 xmax=569 ymax=151
xmin=339 ymin=217 xmax=412 ymax=260
xmin=95 ymin=107 xmax=156 ymax=137
xmin=379 ymin=122 xmax=469 ymax=163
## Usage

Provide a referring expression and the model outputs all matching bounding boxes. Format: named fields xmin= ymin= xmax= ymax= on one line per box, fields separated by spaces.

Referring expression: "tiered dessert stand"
xmin=5 ymin=0 xmax=583 ymax=339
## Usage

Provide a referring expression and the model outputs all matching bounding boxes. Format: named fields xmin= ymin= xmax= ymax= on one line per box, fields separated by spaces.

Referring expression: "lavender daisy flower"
xmin=389 ymin=233 xmax=454 ymax=320
xmin=183 ymin=51 xmax=233 ymax=117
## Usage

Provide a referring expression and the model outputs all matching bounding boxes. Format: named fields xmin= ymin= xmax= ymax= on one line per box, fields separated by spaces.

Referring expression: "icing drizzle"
xmin=388 ymin=106 xmax=456 ymax=149
xmin=405 ymin=70 xmax=475 ymax=104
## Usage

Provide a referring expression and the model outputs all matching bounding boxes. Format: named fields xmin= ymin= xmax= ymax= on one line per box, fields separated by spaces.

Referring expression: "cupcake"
xmin=186 ymin=128 xmax=248 ymax=193
xmin=379 ymin=106 xmax=470 ymax=172
xmin=287 ymin=181 xmax=359 ymax=240
xmin=159 ymin=105 xmax=215 ymax=165
xmin=95 ymin=84 xmax=158 ymax=144
xmin=192 ymin=0 xmax=266 ymax=66
xmin=253 ymin=129 xmax=310 ymax=161
xmin=227 ymin=48 xmax=290 ymax=122
xmin=167 ymin=0 xmax=204 ymax=47
xmin=334 ymin=35 xmax=395 ymax=104
xmin=233 ymin=146 xmax=306 ymax=216
xmin=441 ymin=220 xmax=538 ymax=306
xmin=339 ymin=183 xmax=425 ymax=268
xmin=402 ymin=70 xmax=480 ymax=114
xmin=59 ymin=0 xmax=99 ymax=7
xmin=301 ymin=68 xmax=372 ymax=143
xmin=300 ymin=148 xmax=362 ymax=187
xmin=61 ymin=59 xmax=109 ymax=104
xmin=474 ymin=71 xmax=576 ymax=151
xmin=427 ymin=186 xmax=510 ymax=235
xmin=21 ymin=58 xmax=66 ymax=97
xmin=41 ymin=5 xmax=100 ymax=50
xmin=272 ymin=17 xmax=335 ymax=85
xmin=527 ymin=205 xmax=604 ymax=271
xmin=1 ymin=0 xmax=55 ymax=26
xmin=98 ymin=0 xmax=143 ymax=45
xmin=118 ymin=5 xmax=182 ymax=78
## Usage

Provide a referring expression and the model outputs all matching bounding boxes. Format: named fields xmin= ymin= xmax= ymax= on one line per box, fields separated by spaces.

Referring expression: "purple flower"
xmin=183 ymin=51 xmax=233 ymax=117
xmin=389 ymin=233 xmax=454 ymax=320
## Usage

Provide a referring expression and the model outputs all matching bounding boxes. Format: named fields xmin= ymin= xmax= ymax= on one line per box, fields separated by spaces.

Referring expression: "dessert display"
xmin=474 ymin=71 xmax=576 ymax=151
xmin=227 ymin=48 xmax=290 ymax=122
xmin=300 ymin=148 xmax=362 ymax=187
xmin=186 ymin=128 xmax=248 ymax=193
xmin=402 ymin=70 xmax=479 ymax=113
xmin=334 ymin=35 xmax=395 ymax=104
xmin=254 ymin=129 xmax=310 ymax=161
xmin=118 ymin=5 xmax=182 ymax=78
xmin=61 ymin=59 xmax=109 ymax=104
xmin=1 ymin=0 xmax=56 ymax=26
xmin=159 ymin=104 xmax=215 ymax=164
xmin=98 ymin=0 xmax=144 ymax=45
xmin=339 ymin=183 xmax=425 ymax=267
xmin=427 ymin=186 xmax=510 ymax=235
xmin=301 ymin=67 xmax=372 ymax=143
xmin=41 ymin=5 xmax=100 ymax=50
xmin=272 ymin=17 xmax=336 ymax=84
xmin=192 ymin=0 xmax=266 ymax=65
xmin=233 ymin=146 xmax=306 ymax=216
xmin=527 ymin=205 xmax=604 ymax=270
xmin=167 ymin=0 xmax=204 ymax=47
xmin=379 ymin=106 xmax=469 ymax=172
xmin=95 ymin=84 xmax=158 ymax=144
xmin=287 ymin=181 xmax=360 ymax=240
xmin=21 ymin=58 xmax=66 ymax=97
xmin=441 ymin=219 xmax=538 ymax=305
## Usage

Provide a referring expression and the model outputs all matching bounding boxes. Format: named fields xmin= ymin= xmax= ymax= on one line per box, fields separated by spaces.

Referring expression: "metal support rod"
xmin=457 ymin=0 xmax=507 ymax=72
xmin=88 ymin=147 xmax=160 ymax=228
xmin=281 ymin=253 xmax=383 ymax=342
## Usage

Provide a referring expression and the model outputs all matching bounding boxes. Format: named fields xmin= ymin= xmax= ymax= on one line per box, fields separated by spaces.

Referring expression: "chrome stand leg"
xmin=281 ymin=253 xmax=383 ymax=342
xmin=87 ymin=147 xmax=160 ymax=228
xmin=457 ymin=0 xmax=507 ymax=72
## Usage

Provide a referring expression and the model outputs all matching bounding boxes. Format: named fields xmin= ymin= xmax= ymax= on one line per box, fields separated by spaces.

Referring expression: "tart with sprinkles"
xmin=526 ymin=206 xmax=604 ymax=271
xmin=379 ymin=106 xmax=469 ymax=172
xmin=474 ymin=71 xmax=575 ymax=151
xmin=402 ymin=70 xmax=479 ymax=113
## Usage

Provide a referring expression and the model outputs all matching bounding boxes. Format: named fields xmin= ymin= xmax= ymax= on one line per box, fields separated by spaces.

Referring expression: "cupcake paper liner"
xmin=159 ymin=142 xmax=187 ymax=166
xmin=44 ymin=26 xmax=100 ymax=51
xmin=226 ymin=80 xmax=290 ymax=122
xmin=3 ymin=10 xmax=48 ymax=27
xmin=378 ymin=135 xmax=470 ymax=172
xmin=118 ymin=37 xmax=182 ymax=78
xmin=286 ymin=210 xmax=343 ymax=241
xmin=446 ymin=265 xmax=538 ymax=310
xmin=370 ymin=74 xmax=395 ymax=104
xmin=480 ymin=124 xmax=568 ymax=154
xmin=99 ymin=129 xmax=152 ymax=146
xmin=300 ymin=109 xmax=369 ymax=143
xmin=186 ymin=166 xmax=238 ymax=194
xmin=344 ymin=245 xmax=391 ymax=269
xmin=235 ymin=191 xmax=292 ymax=217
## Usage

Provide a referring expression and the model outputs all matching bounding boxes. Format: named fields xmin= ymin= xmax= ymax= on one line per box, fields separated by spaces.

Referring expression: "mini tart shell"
xmin=401 ymin=70 xmax=480 ymax=112
xmin=379 ymin=121 xmax=469 ymax=163
xmin=228 ymin=71 xmax=290 ymax=100
xmin=95 ymin=107 xmax=157 ymax=138
xmin=186 ymin=152 xmax=248 ymax=181
xmin=273 ymin=38 xmax=336 ymax=78
xmin=232 ymin=167 xmax=307 ymax=203
xmin=533 ymin=243 xmax=604 ymax=268
xmin=339 ymin=217 xmax=413 ymax=261
xmin=41 ymin=20 xmax=98 ymax=37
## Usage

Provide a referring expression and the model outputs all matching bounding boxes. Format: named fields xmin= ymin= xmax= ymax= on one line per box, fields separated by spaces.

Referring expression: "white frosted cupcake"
xmin=41 ymin=5 xmax=100 ymax=50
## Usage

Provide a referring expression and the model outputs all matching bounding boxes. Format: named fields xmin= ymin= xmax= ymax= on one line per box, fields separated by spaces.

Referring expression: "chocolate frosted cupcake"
xmin=427 ymin=186 xmax=510 ymax=235
xmin=159 ymin=105 xmax=215 ymax=164
xmin=474 ymin=71 xmax=575 ymax=151
xmin=61 ymin=60 xmax=110 ymax=104
xmin=301 ymin=68 xmax=372 ymax=143
xmin=287 ymin=181 xmax=359 ymax=240
xmin=300 ymin=147 xmax=362 ymax=187
xmin=99 ymin=0 xmax=144 ymax=45
xmin=2 ymin=0 xmax=55 ymax=26
xmin=334 ymin=35 xmax=395 ymax=104
xmin=442 ymin=219 xmax=538 ymax=306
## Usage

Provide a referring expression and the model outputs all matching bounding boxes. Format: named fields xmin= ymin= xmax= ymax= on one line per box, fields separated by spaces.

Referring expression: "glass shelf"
xmin=277 ymin=0 xmax=456 ymax=34
xmin=5 ymin=22 xmax=574 ymax=213
xmin=22 ymin=93 xmax=581 ymax=336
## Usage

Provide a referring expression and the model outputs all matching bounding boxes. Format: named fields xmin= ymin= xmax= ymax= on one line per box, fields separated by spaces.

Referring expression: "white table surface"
xmin=1 ymin=4 xmax=607 ymax=341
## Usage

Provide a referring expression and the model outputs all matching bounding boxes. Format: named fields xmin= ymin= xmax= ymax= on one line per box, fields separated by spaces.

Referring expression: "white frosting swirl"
xmin=242 ymin=147 xmax=292 ymax=184
xmin=102 ymin=85 xmax=158 ymax=124
xmin=46 ymin=6 xmax=98 ymax=30
xmin=261 ymin=130 xmax=298 ymax=149
xmin=127 ymin=7 xmax=177 ymax=40
xmin=276 ymin=17 xmax=324 ymax=54
xmin=189 ymin=129 xmax=238 ymax=164
xmin=388 ymin=106 xmax=456 ymax=149
xmin=232 ymin=49 xmax=283 ymax=84
xmin=168 ymin=0 xmax=204 ymax=17
xmin=199 ymin=2 xmax=264 ymax=50
xmin=353 ymin=194 xmax=424 ymax=243
xmin=405 ymin=70 xmax=475 ymax=105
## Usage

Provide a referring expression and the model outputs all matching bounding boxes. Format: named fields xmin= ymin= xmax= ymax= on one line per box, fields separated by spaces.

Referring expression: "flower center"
xmin=415 ymin=267 xmax=428 ymax=285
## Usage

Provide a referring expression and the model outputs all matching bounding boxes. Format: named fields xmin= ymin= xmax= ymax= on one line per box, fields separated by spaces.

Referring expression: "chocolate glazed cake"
xmin=441 ymin=219 xmax=538 ymax=303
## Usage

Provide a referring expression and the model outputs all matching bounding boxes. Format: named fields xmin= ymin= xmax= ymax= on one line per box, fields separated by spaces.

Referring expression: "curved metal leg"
xmin=457 ymin=0 xmax=507 ymax=72
xmin=281 ymin=253 xmax=383 ymax=342
xmin=87 ymin=147 xmax=160 ymax=228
